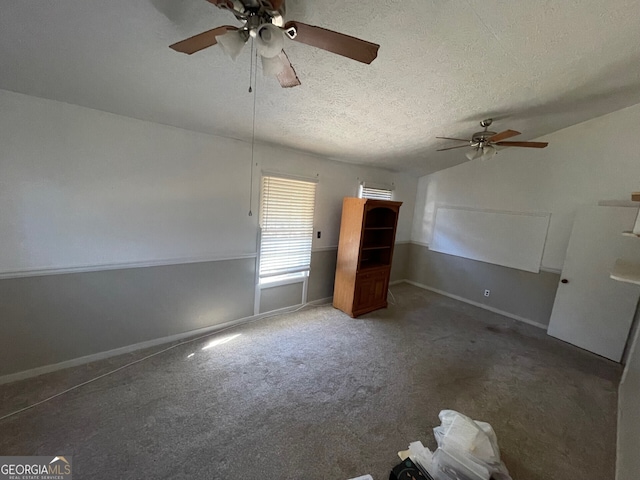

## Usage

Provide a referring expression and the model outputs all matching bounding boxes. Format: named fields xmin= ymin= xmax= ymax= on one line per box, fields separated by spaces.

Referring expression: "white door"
xmin=547 ymin=205 xmax=640 ymax=362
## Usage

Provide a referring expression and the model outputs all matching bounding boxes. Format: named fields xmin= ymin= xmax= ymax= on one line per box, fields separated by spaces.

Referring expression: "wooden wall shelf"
xmin=612 ymin=193 xmax=640 ymax=284
xmin=611 ymin=259 xmax=640 ymax=286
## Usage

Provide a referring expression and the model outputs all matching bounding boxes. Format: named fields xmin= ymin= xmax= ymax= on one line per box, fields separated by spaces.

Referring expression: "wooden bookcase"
xmin=333 ymin=197 xmax=402 ymax=317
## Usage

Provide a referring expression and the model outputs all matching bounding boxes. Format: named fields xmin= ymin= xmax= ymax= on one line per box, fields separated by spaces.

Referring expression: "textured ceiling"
xmin=1 ymin=0 xmax=640 ymax=175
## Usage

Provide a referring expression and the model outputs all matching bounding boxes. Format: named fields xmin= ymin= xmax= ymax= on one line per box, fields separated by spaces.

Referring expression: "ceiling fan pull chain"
xmin=248 ymin=38 xmax=255 ymax=93
xmin=248 ymin=39 xmax=258 ymax=217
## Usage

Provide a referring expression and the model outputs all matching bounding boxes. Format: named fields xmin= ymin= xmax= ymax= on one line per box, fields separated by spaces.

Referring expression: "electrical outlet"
xmin=484 ymin=289 xmax=490 ymax=297
xmin=317 ymin=231 xmax=321 ymax=239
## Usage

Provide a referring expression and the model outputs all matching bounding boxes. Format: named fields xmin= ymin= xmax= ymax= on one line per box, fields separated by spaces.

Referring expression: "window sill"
xmin=259 ymin=272 xmax=308 ymax=288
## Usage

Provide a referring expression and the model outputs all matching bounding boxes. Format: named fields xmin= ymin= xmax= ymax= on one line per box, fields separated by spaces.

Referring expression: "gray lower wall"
xmin=0 ymin=244 xmax=408 ymax=378
xmin=0 ymin=247 xmax=343 ymax=378
xmin=259 ymin=249 xmax=339 ymax=314
xmin=0 ymin=258 xmax=257 ymax=377
xmin=618 ymin=320 xmax=640 ymax=480
xmin=259 ymin=282 xmax=304 ymax=313
xmin=308 ymin=249 xmax=338 ymax=302
xmin=405 ymin=243 xmax=560 ymax=327
xmin=390 ymin=243 xmax=410 ymax=283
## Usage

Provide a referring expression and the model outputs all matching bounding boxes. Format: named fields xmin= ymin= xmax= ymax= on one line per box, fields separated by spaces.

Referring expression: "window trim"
xmin=258 ymin=174 xmax=317 ymax=279
xmin=255 ymin=174 xmax=317 ymax=314
xmin=258 ymin=271 xmax=308 ymax=287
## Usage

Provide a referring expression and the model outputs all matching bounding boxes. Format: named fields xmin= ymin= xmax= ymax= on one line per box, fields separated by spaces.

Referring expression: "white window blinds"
xmin=259 ymin=175 xmax=317 ymax=279
xmin=359 ymin=184 xmax=393 ymax=200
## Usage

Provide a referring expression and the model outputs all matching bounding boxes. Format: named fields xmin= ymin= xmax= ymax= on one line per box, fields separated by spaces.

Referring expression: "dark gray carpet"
xmin=0 ymin=284 xmax=621 ymax=479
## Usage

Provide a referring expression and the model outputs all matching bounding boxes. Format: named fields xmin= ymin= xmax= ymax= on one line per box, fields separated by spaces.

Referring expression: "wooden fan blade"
xmin=436 ymin=137 xmax=470 ymax=142
xmin=260 ymin=0 xmax=285 ymax=10
xmin=284 ymin=21 xmax=379 ymax=64
xmin=276 ymin=50 xmax=301 ymax=88
xmin=488 ymin=130 xmax=521 ymax=142
xmin=495 ymin=141 xmax=548 ymax=148
xmin=437 ymin=145 xmax=472 ymax=151
xmin=169 ymin=26 xmax=237 ymax=55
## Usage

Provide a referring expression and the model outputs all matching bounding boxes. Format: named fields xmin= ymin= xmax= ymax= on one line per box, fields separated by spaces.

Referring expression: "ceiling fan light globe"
xmin=466 ymin=148 xmax=483 ymax=161
xmin=256 ymin=24 xmax=284 ymax=58
xmin=217 ymin=30 xmax=247 ymax=60
xmin=480 ymin=145 xmax=497 ymax=161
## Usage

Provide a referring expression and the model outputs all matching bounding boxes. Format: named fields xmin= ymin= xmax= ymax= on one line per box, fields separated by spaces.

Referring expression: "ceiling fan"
xmin=168 ymin=0 xmax=380 ymax=88
xmin=437 ymin=119 xmax=549 ymax=161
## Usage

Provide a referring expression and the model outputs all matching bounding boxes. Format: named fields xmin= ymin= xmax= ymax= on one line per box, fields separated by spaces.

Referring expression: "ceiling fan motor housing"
xmin=472 ymin=118 xmax=496 ymax=145
xmin=471 ymin=130 xmax=497 ymax=145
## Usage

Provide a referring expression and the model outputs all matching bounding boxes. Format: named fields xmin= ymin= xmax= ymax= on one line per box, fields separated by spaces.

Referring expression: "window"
xmin=358 ymin=183 xmax=393 ymax=200
xmin=259 ymin=175 xmax=317 ymax=283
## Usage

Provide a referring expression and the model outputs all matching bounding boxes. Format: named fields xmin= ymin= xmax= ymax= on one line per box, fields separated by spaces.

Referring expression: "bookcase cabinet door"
xmin=353 ymin=268 xmax=389 ymax=315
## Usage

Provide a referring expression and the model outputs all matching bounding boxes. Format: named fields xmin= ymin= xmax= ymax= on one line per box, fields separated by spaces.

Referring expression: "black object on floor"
xmin=390 ymin=458 xmax=434 ymax=480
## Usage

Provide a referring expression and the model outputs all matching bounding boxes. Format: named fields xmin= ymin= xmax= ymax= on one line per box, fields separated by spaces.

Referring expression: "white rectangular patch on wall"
xmin=430 ymin=206 xmax=550 ymax=273
xmin=358 ymin=182 xmax=393 ymax=201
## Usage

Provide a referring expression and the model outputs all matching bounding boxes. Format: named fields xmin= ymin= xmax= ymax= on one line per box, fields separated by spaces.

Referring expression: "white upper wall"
xmin=258 ymin=144 xmax=416 ymax=248
xmin=412 ymin=102 xmax=640 ymax=271
xmin=0 ymin=89 xmax=417 ymax=275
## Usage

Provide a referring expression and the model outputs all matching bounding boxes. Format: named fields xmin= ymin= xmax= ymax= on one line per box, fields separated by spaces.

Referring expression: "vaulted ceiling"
xmin=1 ymin=0 xmax=640 ymax=175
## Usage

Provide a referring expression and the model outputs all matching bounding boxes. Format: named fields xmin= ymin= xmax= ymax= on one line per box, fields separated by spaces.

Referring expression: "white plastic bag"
xmin=431 ymin=410 xmax=512 ymax=480
xmin=407 ymin=440 xmax=436 ymax=478
xmin=431 ymin=446 xmax=491 ymax=480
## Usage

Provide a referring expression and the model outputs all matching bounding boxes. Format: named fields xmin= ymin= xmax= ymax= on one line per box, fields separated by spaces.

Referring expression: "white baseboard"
xmin=0 ymin=296 xmax=333 ymax=386
xmin=305 ymin=296 xmax=333 ymax=306
xmin=395 ymin=279 xmax=548 ymax=330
